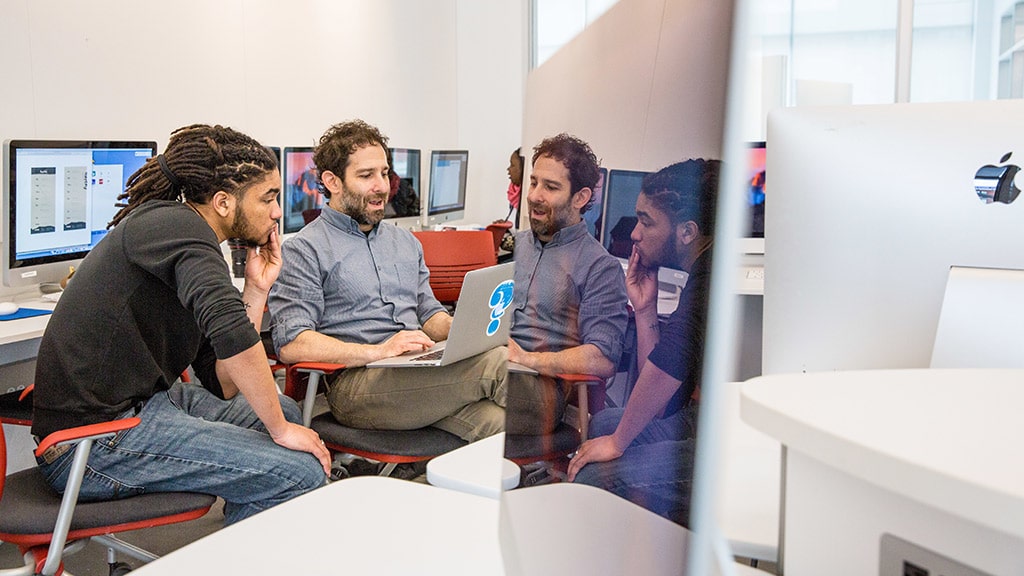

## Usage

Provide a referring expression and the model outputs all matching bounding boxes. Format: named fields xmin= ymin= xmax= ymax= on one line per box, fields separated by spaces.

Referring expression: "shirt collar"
xmin=531 ymin=219 xmax=589 ymax=248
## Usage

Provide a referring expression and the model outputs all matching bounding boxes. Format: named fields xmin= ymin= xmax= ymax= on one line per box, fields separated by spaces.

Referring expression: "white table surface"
xmin=132 ymin=476 xmax=504 ymax=575
xmin=741 ymin=368 xmax=1024 ymax=541
xmin=426 ymin=432 xmax=520 ymax=499
xmin=0 ymin=296 xmax=56 ymax=346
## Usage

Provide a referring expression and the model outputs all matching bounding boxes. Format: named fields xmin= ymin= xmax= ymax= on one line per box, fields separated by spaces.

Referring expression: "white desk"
xmin=427 ymin=432 xmax=520 ymax=499
xmin=742 ymin=369 xmax=1024 ymax=575
xmin=0 ymin=296 xmax=57 ymax=473
xmin=132 ymin=476 xmax=505 ymax=575
xmin=0 ymin=296 xmax=56 ymax=349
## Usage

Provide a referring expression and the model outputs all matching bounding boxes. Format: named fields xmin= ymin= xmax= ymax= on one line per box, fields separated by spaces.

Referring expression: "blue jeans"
xmin=37 ymin=382 xmax=327 ymax=525
xmin=572 ymin=406 xmax=698 ymax=526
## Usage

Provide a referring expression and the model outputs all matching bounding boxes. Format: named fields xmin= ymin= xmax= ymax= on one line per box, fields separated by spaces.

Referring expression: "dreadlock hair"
xmin=531 ymin=134 xmax=601 ymax=214
xmin=640 ymin=159 xmax=721 ymax=234
xmin=108 ymin=124 xmax=278 ymax=229
xmin=313 ymin=120 xmax=389 ymax=200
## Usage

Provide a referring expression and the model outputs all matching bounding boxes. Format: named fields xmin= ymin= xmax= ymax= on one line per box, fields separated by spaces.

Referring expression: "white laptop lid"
xmin=366 ymin=262 xmax=514 ymax=368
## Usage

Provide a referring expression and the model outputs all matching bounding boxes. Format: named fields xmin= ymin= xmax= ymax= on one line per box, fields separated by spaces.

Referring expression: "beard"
xmin=230 ymin=206 xmax=270 ymax=246
xmin=528 ymin=199 xmax=577 ymax=238
xmin=339 ymin=185 xmax=386 ymax=227
xmin=640 ymin=235 xmax=680 ymax=269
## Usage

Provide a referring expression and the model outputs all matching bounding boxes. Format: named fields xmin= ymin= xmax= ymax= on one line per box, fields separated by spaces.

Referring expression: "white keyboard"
xmin=41 ymin=292 xmax=62 ymax=303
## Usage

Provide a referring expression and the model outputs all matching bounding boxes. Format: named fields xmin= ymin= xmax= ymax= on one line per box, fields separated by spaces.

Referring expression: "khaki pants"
xmin=327 ymin=346 xmax=507 ymax=442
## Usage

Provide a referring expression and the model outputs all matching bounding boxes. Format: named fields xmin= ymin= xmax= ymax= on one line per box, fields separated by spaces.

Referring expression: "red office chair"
xmin=0 ymin=387 xmax=33 ymax=427
xmin=277 ymin=362 xmax=467 ymax=477
xmin=484 ymin=221 xmax=513 ymax=255
xmin=413 ymin=230 xmax=497 ymax=306
xmin=0 ymin=387 xmax=216 ymax=576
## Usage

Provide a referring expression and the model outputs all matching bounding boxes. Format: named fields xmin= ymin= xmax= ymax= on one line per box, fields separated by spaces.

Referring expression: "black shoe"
xmin=329 ymin=465 xmax=351 ymax=482
xmin=389 ymin=460 xmax=429 ymax=480
xmin=345 ymin=459 xmax=384 ymax=477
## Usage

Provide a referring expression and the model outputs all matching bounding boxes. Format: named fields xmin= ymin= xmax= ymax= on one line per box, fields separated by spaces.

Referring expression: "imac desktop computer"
xmin=740 ymin=141 xmax=766 ymax=254
xmin=384 ymin=147 xmax=422 ymax=230
xmin=2 ymin=139 xmax=157 ymax=291
xmin=424 ymin=150 xmax=468 ymax=228
xmin=600 ymin=168 xmax=650 ymax=260
xmin=764 ymin=100 xmax=1024 ymax=375
xmin=281 ymin=147 xmax=323 ymax=235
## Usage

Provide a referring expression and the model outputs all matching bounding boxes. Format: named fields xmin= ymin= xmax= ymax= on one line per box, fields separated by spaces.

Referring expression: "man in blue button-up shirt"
xmin=506 ymin=134 xmax=628 ymax=435
xmin=270 ymin=120 xmax=506 ymax=443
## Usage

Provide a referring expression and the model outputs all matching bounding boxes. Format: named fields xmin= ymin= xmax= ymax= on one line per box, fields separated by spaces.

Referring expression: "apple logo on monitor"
xmin=974 ymin=152 xmax=1021 ymax=204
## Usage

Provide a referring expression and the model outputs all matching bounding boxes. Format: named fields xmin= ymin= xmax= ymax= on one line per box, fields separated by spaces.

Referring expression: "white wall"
xmin=0 ymin=0 xmax=525 ymax=227
xmin=521 ymin=0 xmax=734 ymax=177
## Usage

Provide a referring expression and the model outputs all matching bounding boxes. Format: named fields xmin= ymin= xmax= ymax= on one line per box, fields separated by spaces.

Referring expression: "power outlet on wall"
xmin=879 ymin=533 xmax=993 ymax=576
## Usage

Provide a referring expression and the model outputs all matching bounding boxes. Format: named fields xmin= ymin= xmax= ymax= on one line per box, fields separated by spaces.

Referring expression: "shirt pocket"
xmin=378 ymin=260 xmax=420 ymax=308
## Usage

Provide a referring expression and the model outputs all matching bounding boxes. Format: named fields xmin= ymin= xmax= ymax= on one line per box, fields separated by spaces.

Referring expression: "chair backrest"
xmin=930 ymin=266 xmax=1024 ymax=368
xmin=413 ymin=230 xmax=497 ymax=304
xmin=485 ymin=221 xmax=512 ymax=253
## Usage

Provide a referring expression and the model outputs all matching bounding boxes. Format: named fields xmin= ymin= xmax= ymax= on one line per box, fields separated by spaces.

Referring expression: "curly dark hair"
xmin=313 ymin=120 xmax=389 ymax=199
xmin=109 ymin=124 xmax=277 ymax=228
xmin=532 ymin=134 xmax=601 ymax=214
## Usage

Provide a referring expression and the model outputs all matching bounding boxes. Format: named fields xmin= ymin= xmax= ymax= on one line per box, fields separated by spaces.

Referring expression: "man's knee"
xmin=469 ymin=401 xmax=506 ymax=442
xmin=289 ymin=453 xmax=328 ymax=494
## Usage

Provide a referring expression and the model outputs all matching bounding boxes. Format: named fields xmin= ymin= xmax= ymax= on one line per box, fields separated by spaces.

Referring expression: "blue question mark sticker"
xmin=487 ymin=280 xmax=515 ymax=336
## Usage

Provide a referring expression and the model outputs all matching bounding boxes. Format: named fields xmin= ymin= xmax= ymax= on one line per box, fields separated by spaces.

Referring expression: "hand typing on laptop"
xmin=380 ymin=330 xmax=437 ymax=358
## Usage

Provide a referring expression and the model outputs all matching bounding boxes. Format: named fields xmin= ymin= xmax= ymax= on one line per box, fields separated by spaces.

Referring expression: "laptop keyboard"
xmin=413 ymin=349 xmax=445 ymax=362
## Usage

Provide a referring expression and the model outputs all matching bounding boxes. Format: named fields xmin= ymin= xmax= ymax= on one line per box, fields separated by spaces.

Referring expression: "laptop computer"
xmin=366 ymin=262 xmax=514 ymax=368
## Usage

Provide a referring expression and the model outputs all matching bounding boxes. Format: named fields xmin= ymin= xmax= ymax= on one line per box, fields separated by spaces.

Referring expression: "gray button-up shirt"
xmin=269 ymin=204 xmax=445 ymax=352
xmin=510 ymin=220 xmax=628 ymax=366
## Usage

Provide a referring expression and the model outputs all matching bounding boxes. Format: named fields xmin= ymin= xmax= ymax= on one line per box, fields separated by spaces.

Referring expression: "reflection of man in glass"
xmin=506 ymin=134 xmax=627 ymax=436
xmin=567 ymin=159 xmax=720 ymax=527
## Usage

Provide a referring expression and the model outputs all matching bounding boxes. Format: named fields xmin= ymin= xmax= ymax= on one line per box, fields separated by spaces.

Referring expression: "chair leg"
xmin=301 ymin=371 xmax=322 ymax=427
xmin=93 ymin=535 xmax=159 ymax=564
xmin=41 ymin=440 xmax=95 ymax=576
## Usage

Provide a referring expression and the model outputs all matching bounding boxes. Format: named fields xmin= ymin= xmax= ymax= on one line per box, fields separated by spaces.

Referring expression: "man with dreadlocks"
xmin=567 ymin=159 xmax=720 ymax=527
xmin=31 ymin=124 xmax=330 ymax=526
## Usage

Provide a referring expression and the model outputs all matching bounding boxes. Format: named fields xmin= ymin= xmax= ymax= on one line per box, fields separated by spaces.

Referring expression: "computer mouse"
xmin=0 ymin=301 xmax=19 ymax=316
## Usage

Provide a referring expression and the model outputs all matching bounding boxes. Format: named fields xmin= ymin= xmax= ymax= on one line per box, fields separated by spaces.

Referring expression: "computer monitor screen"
xmin=600 ymin=168 xmax=650 ymax=259
xmin=282 ymin=147 xmax=323 ymax=234
xmin=267 ymin=146 xmax=282 ymax=169
xmin=426 ymin=150 xmax=468 ymax=227
xmin=387 ymin=147 xmax=421 ymax=221
xmin=582 ymin=167 xmax=608 ymax=241
xmin=764 ymin=100 xmax=1024 ymax=375
xmin=3 ymin=140 xmax=157 ymax=290
xmin=746 ymin=141 xmax=765 ymax=238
